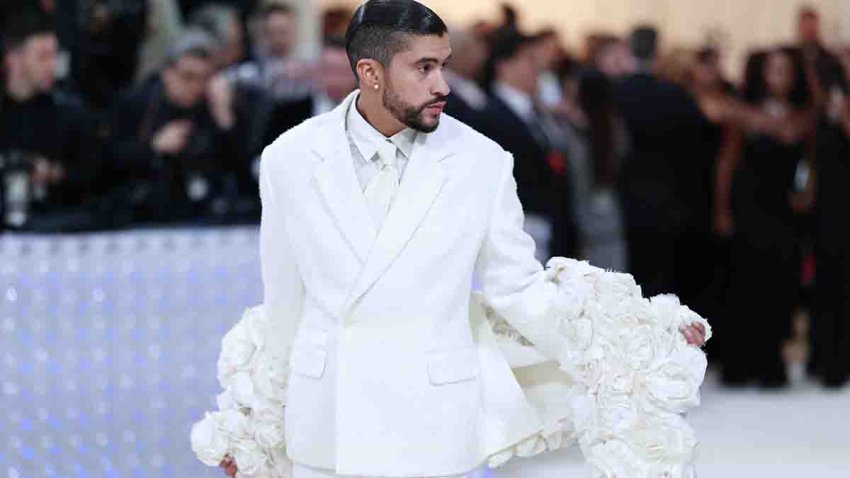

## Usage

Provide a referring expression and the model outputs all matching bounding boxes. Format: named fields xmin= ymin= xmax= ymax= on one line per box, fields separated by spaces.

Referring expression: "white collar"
xmin=346 ymin=94 xmax=417 ymax=163
xmin=446 ymin=70 xmax=487 ymax=110
xmin=494 ymin=82 xmax=535 ymax=123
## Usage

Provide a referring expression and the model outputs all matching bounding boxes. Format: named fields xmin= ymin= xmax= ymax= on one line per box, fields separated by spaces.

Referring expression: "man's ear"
xmin=356 ymin=58 xmax=384 ymax=91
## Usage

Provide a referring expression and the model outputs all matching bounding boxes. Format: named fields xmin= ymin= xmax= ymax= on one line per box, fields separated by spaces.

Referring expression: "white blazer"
xmin=260 ymin=91 xmax=568 ymax=477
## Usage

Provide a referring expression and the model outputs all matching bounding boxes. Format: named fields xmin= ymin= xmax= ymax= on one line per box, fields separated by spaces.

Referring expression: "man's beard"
xmin=382 ymin=86 xmax=445 ymax=133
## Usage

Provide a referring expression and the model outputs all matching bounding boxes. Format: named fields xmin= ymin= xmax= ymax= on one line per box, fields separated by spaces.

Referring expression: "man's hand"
xmin=152 ymin=120 xmax=193 ymax=155
xmin=680 ymin=322 xmax=706 ymax=347
xmin=219 ymin=456 xmax=237 ymax=477
xmin=207 ymin=74 xmax=235 ymax=130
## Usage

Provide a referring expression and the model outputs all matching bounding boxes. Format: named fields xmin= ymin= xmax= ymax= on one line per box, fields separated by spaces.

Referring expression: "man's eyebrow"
xmin=415 ymin=54 xmax=453 ymax=65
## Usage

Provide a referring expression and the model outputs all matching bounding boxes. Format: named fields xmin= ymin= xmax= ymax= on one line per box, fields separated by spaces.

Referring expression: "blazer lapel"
xmin=311 ymin=92 xmax=376 ymax=263
xmin=344 ymin=132 xmax=452 ymax=310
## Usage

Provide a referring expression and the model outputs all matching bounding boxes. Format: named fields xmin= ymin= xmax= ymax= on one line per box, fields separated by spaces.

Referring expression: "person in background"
xmin=568 ymin=53 xmax=629 ymax=273
xmin=135 ymin=0 xmax=184 ymax=84
xmin=714 ymin=48 xmax=813 ymax=388
xmin=551 ymin=57 xmax=598 ymax=265
xmin=263 ymin=1 xmax=297 ymax=59
xmin=215 ymin=3 xmax=299 ymax=197
xmin=585 ymin=33 xmax=633 ymax=79
xmin=261 ymin=37 xmax=357 ymax=157
xmin=613 ymin=25 xmax=707 ymax=298
xmin=793 ymin=6 xmax=843 ymax=109
xmin=232 ymin=3 xmax=311 ymax=102
xmin=108 ymin=30 xmax=240 ymax=224
xmin=443 ymin=27 xmax=489 ymax=128
xmin=479 ymin=28 xmax=575 ymax=261
xmin=178 ymin=0 xmax=258 ymax=23
xmin=810 ymin=75 xmax=850 ymax=389
xmin=322 ymin=6 xmax=353 ymax=39
xmin=70 ymin=0 xmax=149 ymax=107
xmin=189 ymin=3 xmax=246 ymax=69
xmin=532 ymin=28 xmax=564 ymax=109
xmin=0 ymin=10 xmax=100 ymax=230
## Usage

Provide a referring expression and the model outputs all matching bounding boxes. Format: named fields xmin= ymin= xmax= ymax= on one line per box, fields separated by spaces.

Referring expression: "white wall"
xmin=319 ymin=0 xmax=850 ymax=79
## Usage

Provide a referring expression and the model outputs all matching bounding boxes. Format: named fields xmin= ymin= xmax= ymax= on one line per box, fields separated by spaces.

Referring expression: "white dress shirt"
xmin=494 ymin=82 xmax=535 ymax=124
xmin=345 ymin=95 xmax=418 ymax=192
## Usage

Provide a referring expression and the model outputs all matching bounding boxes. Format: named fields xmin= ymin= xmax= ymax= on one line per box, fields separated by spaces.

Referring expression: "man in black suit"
xmin=477 ymin=29 xmax=575 ymax=259
xmin=443 ymin=28 xmax=489 ymax=129
xmin=613 ymin=26 xmax=707 ymax=297
xmin=793 ymin=7 xmax=844 ymax=108
xmin=261 ymin=38 xmax=357 ymax=147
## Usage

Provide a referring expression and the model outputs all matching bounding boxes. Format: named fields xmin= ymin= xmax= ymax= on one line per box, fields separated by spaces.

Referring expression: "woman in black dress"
xmin=714 ymin=48 xmax=813 ymax=388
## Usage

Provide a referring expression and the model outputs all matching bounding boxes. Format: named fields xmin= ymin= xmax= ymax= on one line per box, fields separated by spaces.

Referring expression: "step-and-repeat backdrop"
xmin=1 ymin=227 xmax=262 ymax=478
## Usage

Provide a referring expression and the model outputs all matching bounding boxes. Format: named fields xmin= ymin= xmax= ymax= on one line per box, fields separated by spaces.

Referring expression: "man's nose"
xmin=433 ymin=70 xmax=450 ymax=97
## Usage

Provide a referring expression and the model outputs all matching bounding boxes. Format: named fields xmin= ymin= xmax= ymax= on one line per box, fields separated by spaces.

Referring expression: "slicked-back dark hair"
xmin=2 ymin=9 xmax=55 ymax=54
xmin=743 ymin=47 xmax=810 ymax=109
xmin=344 ymin=0 xmax=448 ymax=79
xmin=630 ymin=25 xmax=658 ymax=62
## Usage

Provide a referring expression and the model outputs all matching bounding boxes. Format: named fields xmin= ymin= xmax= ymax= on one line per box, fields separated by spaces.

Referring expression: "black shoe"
xmin=822 ymin=374 xmax=849 ymax=390
xmin=758 ymin=374 xmax=788 ymax=390
xmin=721 ymin=373 xmax=752 ymax=388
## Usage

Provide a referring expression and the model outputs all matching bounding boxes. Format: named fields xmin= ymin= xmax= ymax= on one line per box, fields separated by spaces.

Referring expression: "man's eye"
xmin=418 ymin=64 xmax=432 ymax=74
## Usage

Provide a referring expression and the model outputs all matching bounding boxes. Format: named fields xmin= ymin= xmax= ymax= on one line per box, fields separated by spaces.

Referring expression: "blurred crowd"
xmin=1 ymin=1 xmax=848 ymax=389
xmin=1 ymin=0 xmax=357 ymax=229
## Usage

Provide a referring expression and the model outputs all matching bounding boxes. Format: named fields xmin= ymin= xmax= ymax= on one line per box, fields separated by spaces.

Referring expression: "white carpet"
xmin=495 ymin=371 xmax=850 ymax=478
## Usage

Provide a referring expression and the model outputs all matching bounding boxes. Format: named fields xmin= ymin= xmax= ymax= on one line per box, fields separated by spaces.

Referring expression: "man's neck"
xmin=355 ymin=92 xmax=405 ymax=137
xmin=5 ymin=74 xmax=38 ymax=102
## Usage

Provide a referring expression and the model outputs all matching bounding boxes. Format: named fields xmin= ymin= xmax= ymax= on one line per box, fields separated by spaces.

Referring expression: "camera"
xmin=0 ymin=150 xmax=36 ymax=229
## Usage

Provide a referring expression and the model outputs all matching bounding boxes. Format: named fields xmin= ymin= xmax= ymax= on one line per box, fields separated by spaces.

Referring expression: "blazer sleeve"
xmin=259 ymin=146 xmax=306 ymax=350
xmin=473 ymin=152 xmax=564 ymax=360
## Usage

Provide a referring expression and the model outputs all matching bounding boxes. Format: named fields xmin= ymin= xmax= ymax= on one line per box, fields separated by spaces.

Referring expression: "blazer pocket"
xmin=426 ymin=347 xmax=480 ymax=385
xmin=289 ymin=332 xmax=329 ymax=379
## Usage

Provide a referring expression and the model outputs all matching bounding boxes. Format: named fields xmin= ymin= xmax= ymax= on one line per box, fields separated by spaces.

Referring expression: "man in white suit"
xmin=220 ymin=1 xmax=706 ymax=477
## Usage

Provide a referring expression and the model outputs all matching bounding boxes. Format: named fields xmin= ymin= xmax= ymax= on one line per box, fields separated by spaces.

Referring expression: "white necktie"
xmin=363 ymin=139 xmax=400 ymax=229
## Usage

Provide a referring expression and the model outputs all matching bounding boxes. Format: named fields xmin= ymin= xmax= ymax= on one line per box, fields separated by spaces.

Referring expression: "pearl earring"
xmin=374 ymin=84 xmax=379 ymax=90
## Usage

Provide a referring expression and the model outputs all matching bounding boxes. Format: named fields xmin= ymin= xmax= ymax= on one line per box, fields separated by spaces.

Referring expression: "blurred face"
xmin=497 ymin=44 xmax=539 ymax=94
xmin=534 ymin=35 xmax=560 ymax=70
xmin=381 ymin=34 xmax=451 ymax=133
xmin=449 ymin=34 xmax=487 ymax=79
xmin=319 ymin=47 xmax=356 ymax=103
xmin=7 ymin=33 xmax=58 ymax=93
xmin=798 ymin=13 xmax=820 ymax=44
xmin=162 ymin=55 xmax=213 ymax=108
xmin=693 ymin=56 xmax=721 ymax=90
xmin=264 ymin=11 xmax=296 ymax=58
xmin=764 ymin=51 xmax=795 ymax=100
xmin=596 ymin=41 xmax=632 ymax=78
xmin=214 ymin=19 xmax=244 ymax=68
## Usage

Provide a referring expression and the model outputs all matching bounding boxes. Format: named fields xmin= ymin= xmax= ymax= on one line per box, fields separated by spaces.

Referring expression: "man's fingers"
xmin=680 ymin=325 xmax=706 ymax=346
xmin=685 ymin=325 xmax=705 ymax=346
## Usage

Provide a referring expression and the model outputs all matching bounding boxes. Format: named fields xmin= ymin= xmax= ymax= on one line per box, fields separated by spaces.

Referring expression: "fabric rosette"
xmin=483 ymin=257 xmax=712 ymax=477
xmin=191 ymin=306 xmax=293 ymax=478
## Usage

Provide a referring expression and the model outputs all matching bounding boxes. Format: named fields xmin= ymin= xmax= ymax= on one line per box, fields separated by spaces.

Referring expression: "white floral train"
xmin=191 ymin=258 xmax=712 ymax=477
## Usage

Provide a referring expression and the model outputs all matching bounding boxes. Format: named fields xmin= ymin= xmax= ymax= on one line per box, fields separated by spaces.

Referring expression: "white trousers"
xmin=292 ymin=462 xmax=485 ymax=478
